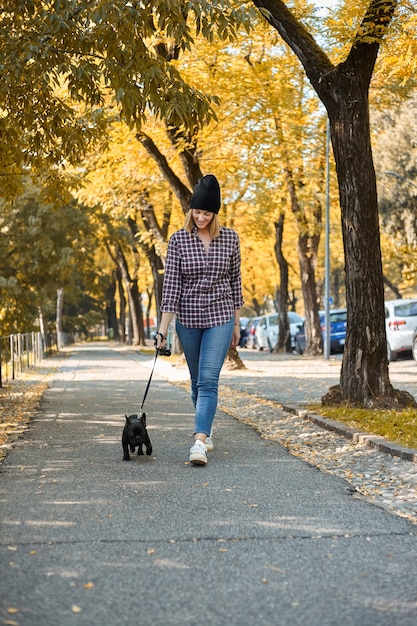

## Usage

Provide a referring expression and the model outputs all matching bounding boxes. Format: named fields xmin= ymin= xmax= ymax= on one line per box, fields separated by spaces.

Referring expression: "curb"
xmin=292 ymin=408 xmax=417 ymax=463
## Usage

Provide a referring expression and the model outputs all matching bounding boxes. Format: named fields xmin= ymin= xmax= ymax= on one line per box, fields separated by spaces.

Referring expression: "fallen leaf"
xmin=6 ymin=608 xmax=19 ymax=614
xmin=268 ymin=564 xmax=285 ymax=574
xmin=147 ymin=548 xmax=155 ymax=555
xmin=71 ymin=605 xmax=82 ymax=614
xmin=83 ymin=582 xmax=94 ymax=589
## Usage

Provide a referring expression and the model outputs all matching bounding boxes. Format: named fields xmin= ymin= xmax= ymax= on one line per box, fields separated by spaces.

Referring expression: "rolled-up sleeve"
xmin=230 ymin=234 xmax=244 ymax=310
xmin=161 ymin=236 xmax=182 ymax=313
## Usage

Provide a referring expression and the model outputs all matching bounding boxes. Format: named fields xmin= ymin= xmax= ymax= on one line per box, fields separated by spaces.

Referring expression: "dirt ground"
xmin=0 ymin=367 xmax=53 ymax=463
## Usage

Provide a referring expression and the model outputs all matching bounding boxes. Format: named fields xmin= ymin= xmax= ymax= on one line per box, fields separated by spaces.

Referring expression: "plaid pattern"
xmin=161 ymin=226 xmax=244 ymax=328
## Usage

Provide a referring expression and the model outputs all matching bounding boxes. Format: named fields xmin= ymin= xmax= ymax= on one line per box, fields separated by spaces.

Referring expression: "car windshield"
xmin=393 ymin=302 xmax=417 ymax=317
xmin=330 ymin=311 xmax=347 ymax=323
xmin=319 ymin=310 xmax=347 ymax=324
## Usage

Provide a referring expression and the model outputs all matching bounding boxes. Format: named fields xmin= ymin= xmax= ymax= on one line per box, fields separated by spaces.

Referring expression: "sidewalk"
xmin=1 ymin=344 xmax=417 ymax=626
xmin=152 ymin=347 xmax=417 ymax=524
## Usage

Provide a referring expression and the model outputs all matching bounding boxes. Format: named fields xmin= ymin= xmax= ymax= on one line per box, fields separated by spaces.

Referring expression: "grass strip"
xmin=310 ymin=405 xmax=417 ymax=450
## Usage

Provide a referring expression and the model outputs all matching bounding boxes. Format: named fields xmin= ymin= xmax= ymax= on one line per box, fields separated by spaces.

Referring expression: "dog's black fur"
xmin=122 ymin=413 xmax=152 ymax=461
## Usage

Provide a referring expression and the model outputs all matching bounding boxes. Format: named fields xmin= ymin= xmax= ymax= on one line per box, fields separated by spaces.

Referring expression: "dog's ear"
xmin=125 ymin=415 xmax=129 ymax=422
xmin=140 ymin=412 xmax=147 ymax=426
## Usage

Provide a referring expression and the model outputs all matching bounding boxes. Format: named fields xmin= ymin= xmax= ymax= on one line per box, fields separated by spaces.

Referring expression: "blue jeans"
xmin=176 ymin=318 xmax=234 ymax=436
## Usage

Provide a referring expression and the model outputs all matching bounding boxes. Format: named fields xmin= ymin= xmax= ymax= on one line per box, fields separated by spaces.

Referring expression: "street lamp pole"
xmin=324 ymin=118 xmax=331 ymax=360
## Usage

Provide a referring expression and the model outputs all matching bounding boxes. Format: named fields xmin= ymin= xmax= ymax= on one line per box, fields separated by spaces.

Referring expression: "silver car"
xmin=256 ymin=312 xmax=305 ymax=352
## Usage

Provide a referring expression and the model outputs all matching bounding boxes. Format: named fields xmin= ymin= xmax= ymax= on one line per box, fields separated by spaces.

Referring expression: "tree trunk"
xmin=224 ymin=346 xmax=245 ymax=369
xmin=128 ymin=214 xmax=165 ymax=322
xmin=116 ymin=268 xmax=126 ymax=343
xmin=273 ymin=214 xmax=291 ymax=352
xmin=56 ymin=288 xmax=64 ymax=350
xmin=326 ymin=80 xmax=393 ymax=404
xmin=298 ymin=232 xmax=323 ymax=355
xmin=286 ymin=168 xmax=322 ymax=355
xmin=105 ymin=276 xmax=119 ymax=340
xmin=112 ymin=242 xmax=143 ymax=346
xmin=145 ymin=287 xmax=154 ymax=339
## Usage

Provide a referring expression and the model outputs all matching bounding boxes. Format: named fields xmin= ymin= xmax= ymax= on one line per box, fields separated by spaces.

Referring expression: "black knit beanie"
xmin=190 ymin=174 xmax=221 ymax=214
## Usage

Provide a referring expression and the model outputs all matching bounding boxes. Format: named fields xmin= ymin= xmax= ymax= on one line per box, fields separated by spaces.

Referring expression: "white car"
xmin=385 ymin=298 xmax=417 ymax=361
xmin=255 ymin=312 xmax=305 ymax=352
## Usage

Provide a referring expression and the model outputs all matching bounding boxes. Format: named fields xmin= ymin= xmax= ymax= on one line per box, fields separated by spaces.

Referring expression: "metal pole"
xmin=324 ymin=117 xmax=331 ymax=360
xmin=11 ymin=335 xmax=15 ymax=379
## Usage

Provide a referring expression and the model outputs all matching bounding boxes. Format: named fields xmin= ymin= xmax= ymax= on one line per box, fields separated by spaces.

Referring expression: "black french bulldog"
xmin=122 ymin=413 xmax=152 ymax=461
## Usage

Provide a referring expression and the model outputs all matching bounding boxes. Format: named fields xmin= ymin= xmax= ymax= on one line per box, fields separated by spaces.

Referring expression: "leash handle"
xmin=140 ymin=349 xmax=159 ymax=412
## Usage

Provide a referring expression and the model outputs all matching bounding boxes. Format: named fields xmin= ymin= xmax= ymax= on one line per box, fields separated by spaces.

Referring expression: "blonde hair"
xmin=184 ymin=209 xmax=221 ymax=238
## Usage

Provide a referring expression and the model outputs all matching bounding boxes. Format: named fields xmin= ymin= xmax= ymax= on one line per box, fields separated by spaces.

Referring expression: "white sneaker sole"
xmin=190 ymin=452 xmax=207 ymax=465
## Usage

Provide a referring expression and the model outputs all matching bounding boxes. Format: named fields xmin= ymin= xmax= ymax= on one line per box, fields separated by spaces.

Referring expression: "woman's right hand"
xmin=154 ymin=332 xmax=167 ymax=350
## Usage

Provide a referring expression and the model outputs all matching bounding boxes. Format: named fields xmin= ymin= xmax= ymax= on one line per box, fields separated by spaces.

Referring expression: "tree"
xmin=74 ymin=118 xmax=174 ymax=345
xmin=251 ymin=0 xmax=416 ymax=407
xmin=0 ymin=180 xmax=102 ymax=335
xmin=0 ymin=0 xmax=255 ymax=345
xmin=0 ymin=0 xmax=254 ymax=186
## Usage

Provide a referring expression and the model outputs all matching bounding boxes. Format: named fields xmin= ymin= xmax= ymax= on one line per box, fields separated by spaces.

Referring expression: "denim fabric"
xmin=176 ymin=318 xmax=234 ymax=435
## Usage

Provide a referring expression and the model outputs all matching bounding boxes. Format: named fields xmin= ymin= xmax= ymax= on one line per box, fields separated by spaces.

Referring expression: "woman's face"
xmin=192 ymin=209 xmax=214 ymax=230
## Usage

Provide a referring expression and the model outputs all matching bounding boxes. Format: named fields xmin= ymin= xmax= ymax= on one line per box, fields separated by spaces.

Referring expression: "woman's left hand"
xmin=231 ymin=325 xmax=241 ymax=348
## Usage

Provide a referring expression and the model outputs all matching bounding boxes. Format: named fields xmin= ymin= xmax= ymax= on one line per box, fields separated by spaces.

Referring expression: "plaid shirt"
xmin=161 ymin=226 xmax=244 ymax=328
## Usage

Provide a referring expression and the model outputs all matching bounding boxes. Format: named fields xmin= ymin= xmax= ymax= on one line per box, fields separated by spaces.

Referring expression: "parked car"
xmin=295 ymin=308 xmax=347 ymax=354
xmin=255 ymin=312 xmax=305 ymax=352
xmin=246 ymin=316 xmax=261 ymax=349
xmin=412 ymin=327 xmax=417 ymax=362
xmin=385 ymin=298 xmax=417 ymax=361
xmin=238 ymin=317 xmax=250 ymax=347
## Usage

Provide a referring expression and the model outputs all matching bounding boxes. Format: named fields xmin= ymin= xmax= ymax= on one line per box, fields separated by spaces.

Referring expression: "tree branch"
xmin=136 ymin=132 xmax=192 ymax=213
xmin=343 ymin=0 xmax=398 ymax=83
xmin=251 ymin=0 xmax=334 ymax=87
xmin=252 ymin=0 xmax=398 ymax=103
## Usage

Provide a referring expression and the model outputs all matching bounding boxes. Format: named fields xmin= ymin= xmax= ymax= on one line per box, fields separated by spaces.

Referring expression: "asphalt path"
xmin=1 ymin=344 xmax=416 ymax=626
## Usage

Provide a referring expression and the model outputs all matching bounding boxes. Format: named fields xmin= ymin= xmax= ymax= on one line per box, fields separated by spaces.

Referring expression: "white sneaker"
xmin=189 ymin=440 xmax=207 ymax=465
xmin=205 ymin=436 xmax=214 ymax=452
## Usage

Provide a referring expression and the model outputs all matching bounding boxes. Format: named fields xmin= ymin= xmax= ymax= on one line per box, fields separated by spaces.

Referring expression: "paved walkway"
xmin=155 ymin=347 xmax=417 ymax=524
xmin=1 ymin=344 xmax=416 ymax=626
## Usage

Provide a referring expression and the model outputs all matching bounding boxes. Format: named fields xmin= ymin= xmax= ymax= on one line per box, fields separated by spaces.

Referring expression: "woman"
xmin=155 ymin=174 xmax=243 ymax=465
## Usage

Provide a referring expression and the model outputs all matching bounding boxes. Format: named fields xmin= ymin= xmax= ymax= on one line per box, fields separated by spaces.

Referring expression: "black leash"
xmin=139 ymin=349 xmax=160 ymax=413
xmin=139 ymin=345 xmax=171 ymax=413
